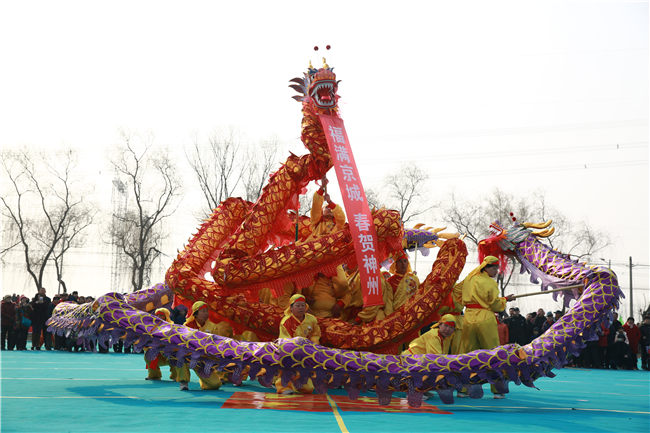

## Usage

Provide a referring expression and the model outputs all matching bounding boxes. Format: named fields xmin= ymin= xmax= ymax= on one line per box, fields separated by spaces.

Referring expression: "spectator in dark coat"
xmin=606 ymin=312 xmax=623 ymax=368
xmin=13 ymin=298 xmax=32 ymax=350
xmin=534 ymin=308 xmax=546 ymax=336
xmin=639 ymin=316 xmax=650 ymax=371
xmin=612 ymin=328 xmax=633 ymax=369
xmin=541 ymin=312 xmax=555 ymax=333
xmin=506 ymin=307 xmax=528 ymax=345
xmin=526 ymin=312 xmax=539 ymax=343
xmin=30 ymin=288 xmax=52 ymax=350
xmin=1 ymin=295 xmax=16 ymax=350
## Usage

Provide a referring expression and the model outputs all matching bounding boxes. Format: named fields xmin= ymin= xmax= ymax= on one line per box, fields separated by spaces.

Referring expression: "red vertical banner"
xmin=318 ymin=114 xmax=383 ymax=307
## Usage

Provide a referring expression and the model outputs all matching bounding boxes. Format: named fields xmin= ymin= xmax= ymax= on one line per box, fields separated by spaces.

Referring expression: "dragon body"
xmin=48 ymin=63 xmax=622 ymax=408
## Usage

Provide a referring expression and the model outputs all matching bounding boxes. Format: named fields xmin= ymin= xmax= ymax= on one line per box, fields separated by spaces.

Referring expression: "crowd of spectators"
xmin=1 ymin=290 xmax=191 ymax=354
xmin=1 ymin=289 xmax=96 ymax=352
xmin=497 ymin=306 xmax=650 ymax=371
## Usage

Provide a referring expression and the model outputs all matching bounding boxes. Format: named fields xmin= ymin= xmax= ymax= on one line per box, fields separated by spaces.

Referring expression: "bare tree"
xmin=186 ymin=129 xmax=246 ymax=218
xmin=0 ymin=214 xmax=20 ymax=258
xmin=383 ymin=164 xmax=434 ymax=224
xmin=443 ymin=192 xmax=488 ymax=246
xmin=50 ymin=203 xmax=94 ymax=293
xmin=243 ymin=137 xmax=279 ymax=203
xmin=364 ymin=188 xmax=385 ymax=211
xmin=111 ymin=133 xmax=181 ymax=292
xmin=1 ymin=149 xmax=94 ymax=293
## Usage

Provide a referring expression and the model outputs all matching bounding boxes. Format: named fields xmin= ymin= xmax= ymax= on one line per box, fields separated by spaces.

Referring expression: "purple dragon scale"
xmin=47 ymin=221 xmax=622 ymax=407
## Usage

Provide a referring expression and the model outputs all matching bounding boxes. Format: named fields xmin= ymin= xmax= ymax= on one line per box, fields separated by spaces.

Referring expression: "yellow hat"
xmin=154 ymin=308 xmax=171 ymax=322
xmin=389 ymin=251 xmax=412 ymax=275
xmin=439 ymin=313 xmax=456 ymax=327
xmin=466 ymin=255 xmax=499 ymax=280
xmin=191 ymin=301 xmax=208 ymax=315
xmin=284 ymin=294 xmax=307 ymax=316
xmin=290 ymin=294 xmax=306 ymax=305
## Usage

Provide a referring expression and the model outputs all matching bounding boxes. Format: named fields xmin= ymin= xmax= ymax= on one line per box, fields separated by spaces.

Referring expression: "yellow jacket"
xmin=279 ymin=312 xmax=321 ymax=344
xmin=402 ymin=328 xmax=452 ymax=355
xmin=184 ymin=317 xmax=233 ymax=338
xmin=462 ymin=272 xmax=506 ymax=313
xmin=303 ymin=265 xmax=350 ymax=318
xmin=307 ymin=190 xmax=346 ymax=241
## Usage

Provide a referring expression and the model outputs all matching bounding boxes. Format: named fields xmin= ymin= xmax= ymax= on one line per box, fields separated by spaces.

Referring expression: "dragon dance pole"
xmin=510 ymin=284 xmax=584 ymax=300
xmin=413 ymin=248 xmax=418 ymax=274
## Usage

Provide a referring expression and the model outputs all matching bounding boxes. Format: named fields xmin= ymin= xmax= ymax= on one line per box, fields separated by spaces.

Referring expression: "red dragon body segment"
xmin=218 ymin=62 xmax=339 ymax=260
xmin=162 ymin=61 xmax=466 ymax=350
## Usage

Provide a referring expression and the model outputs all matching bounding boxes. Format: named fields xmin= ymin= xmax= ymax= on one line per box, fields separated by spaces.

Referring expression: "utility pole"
xmin=629 ymin=256 xmax=633 ymax=319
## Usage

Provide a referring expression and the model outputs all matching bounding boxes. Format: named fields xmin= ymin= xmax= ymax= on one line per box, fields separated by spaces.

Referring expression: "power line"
xmin=415 ymin=141 xmax=646 ymax=163
xmin=431 ymin=159 xmax=647 ymax=179
xmin=361 ymin=140 xmax=647 ymax=164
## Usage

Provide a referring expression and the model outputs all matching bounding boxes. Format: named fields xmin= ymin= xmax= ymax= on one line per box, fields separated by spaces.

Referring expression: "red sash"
xmin=387 ymin=273 xmax=404 ymax=291
xmin=282 ymin=315 xmax=301 ymax=337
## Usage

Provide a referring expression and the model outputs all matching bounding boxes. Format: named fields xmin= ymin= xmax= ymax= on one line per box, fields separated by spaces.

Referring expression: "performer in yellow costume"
xmin=303 ymin=265 xmax=350 ymax=318
xmin=458 ymin=255 xmax=514 ymax=398
xmin=259 ymin=282 xmax=302 ymax=311
xmin=447 ymin=280 xmax=464 ymax=355
xmin=306 ymin=177 xmax=346 ymax=241
xmin=345 ymin=268 xmax=394 ymax=323
xmin=401 ymin=314 xmax=456 ymax=355
xmin=302 ymin=178 xmax=350 ymax=318
xmin=144 ymin=308 xmax=178 ymax=381
xmin=276 ymin=294 xmax=321 ymax=394
xmin=177 ymin=301 xmax=232 ymax=391
xmin=387 ymin=251 xmax=420 ymax=311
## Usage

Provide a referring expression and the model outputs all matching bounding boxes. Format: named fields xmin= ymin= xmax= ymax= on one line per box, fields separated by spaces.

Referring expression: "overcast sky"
xmin=1 ymin=1 xmax=648 ymax=316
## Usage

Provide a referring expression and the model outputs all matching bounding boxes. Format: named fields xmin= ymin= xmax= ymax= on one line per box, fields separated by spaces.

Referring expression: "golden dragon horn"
xmin=522 ymin=220 xmax=553 ymax=229
xmin=532 ymin=227 xmax=555 ymax=238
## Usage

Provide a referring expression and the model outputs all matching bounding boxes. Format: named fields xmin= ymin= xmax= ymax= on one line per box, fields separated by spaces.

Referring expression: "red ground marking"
xmin=221 ymin=392 xmax=453 ymax=414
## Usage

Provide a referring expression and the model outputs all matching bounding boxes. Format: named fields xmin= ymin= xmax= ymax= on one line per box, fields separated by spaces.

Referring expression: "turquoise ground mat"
xmin=1 ymin=350 xmax=648 ymax=433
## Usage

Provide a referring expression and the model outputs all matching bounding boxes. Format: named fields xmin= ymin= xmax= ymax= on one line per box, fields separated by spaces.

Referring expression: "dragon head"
xmin=289 ymin=57 xmax=340 ymax=113
xmin=478 ymin=219 xmax=555 ymax=272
